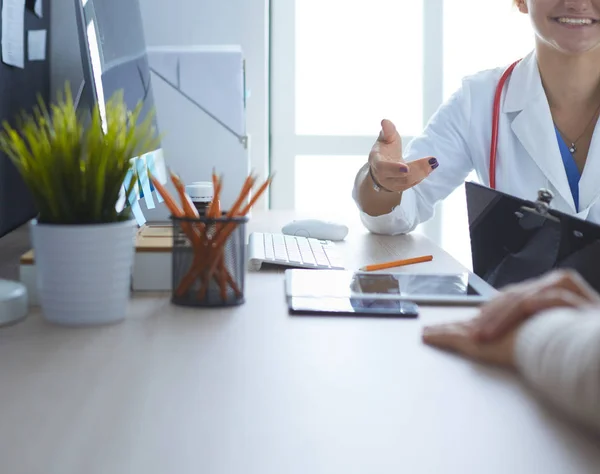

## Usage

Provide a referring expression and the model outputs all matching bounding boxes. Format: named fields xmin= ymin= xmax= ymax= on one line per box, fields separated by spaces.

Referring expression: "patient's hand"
xmin=470 ymin=270 xmax=600 ymax=342
xmin=422 ymin=320 xmax=518 ymax=368
xmin=421 ymin=270 xmax=599 ymax=368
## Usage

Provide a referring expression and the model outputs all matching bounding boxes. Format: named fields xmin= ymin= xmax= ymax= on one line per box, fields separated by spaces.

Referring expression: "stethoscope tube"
xmin=488 ymin=58 xmax=600 ymax=218
xmin=489 ymin=59 xmax=521 ymax=189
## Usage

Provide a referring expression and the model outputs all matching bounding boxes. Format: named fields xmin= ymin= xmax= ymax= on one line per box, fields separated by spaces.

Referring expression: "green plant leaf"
xmin=0 ymin=82 xmax=162 ymax=224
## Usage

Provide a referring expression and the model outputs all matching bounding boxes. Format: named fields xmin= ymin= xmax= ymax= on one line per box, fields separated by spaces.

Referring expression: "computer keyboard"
xmin=247 ymin=232 xmax=345 ymax=271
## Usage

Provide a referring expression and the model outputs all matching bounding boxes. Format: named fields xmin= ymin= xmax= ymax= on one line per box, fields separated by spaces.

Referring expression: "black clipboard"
xmin=466 ymin=181 xmax=600 ymax=291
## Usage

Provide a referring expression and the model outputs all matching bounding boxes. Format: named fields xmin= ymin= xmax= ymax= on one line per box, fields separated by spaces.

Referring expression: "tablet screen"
xmin=288 ymin=296 xmax=419 ymax=317
xmin=350 ymin=273 xmax=481 ymax=296
xmin=286 ymin=270 xmax=482 ymax=299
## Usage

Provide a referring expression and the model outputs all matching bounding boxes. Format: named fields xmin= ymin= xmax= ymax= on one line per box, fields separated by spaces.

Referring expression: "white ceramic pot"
xmin=30 ymin=219 xmax=137 ymax=326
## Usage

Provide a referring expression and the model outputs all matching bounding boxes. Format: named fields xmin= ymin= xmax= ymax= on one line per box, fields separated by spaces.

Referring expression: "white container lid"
xmin=185 ymin=182 xmax=213 ymax=203
xmin=0 ymin=280 xmax=27 ymax=326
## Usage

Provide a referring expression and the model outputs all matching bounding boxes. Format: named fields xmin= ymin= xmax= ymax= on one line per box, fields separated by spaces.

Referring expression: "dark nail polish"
xmin=431 ymin=163 xmax=439 ymax=170
xmin=428 ymin=158 xmax=438 ymax=165
xmin=400 ymin=166 xmax=408 ymax=173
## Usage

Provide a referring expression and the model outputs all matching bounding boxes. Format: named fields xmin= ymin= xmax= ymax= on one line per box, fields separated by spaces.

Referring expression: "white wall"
xmin=50 ymin=0 xmax=270 ymax=216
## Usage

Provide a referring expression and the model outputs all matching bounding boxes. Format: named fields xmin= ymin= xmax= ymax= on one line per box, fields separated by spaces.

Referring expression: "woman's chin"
xmin=543 ymin=36 xmax=600 ymax=55
xmin=551 ymin=30 xmax=600 ymax=54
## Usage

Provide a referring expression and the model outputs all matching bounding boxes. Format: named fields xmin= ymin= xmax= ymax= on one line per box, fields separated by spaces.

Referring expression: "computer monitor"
xmin=73 ymin=0 xmax=167 ymax=223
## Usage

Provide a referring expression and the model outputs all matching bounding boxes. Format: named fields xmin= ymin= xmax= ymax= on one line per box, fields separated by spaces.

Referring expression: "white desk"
xmin=1 ymin=211 xmax=598 ymax=474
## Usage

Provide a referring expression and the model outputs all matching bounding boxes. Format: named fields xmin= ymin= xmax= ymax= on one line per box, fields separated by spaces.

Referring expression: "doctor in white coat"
xmin=353 ymin=0 xmax=600 ymax=235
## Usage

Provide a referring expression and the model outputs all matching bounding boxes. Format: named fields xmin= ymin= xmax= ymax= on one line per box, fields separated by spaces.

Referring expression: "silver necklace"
xmin=555 ymin=100 xmax=600 ymax=154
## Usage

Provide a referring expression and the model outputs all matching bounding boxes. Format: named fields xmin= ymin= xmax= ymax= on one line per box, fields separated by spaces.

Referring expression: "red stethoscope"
xmin=489 ymin=59 xmax=522 ymax=189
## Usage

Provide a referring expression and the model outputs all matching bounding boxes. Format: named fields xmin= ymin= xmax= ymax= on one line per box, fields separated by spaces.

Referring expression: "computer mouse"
xmin=281 ymin=219 xmax=349 ymax=241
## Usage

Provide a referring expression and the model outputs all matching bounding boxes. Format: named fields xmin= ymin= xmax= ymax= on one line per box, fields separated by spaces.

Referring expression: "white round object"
xmin=185 ymin=182 xmax=214 ymax=203
xmin=30 ymin=219 xmax=137 ymax=326
xmin=0 ymin=279 xmax=28 ymax=326
xmin=281 ymin=219 xmax=349 ymax=241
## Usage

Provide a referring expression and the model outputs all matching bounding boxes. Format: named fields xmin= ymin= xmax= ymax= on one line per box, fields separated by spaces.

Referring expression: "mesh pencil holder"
xmin=170 ymin=215 xmax=249 ymax=307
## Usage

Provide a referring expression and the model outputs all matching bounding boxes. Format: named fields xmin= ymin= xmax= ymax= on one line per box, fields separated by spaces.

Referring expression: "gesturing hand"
xmin=368 ymin=119 xmax=439 ymax=193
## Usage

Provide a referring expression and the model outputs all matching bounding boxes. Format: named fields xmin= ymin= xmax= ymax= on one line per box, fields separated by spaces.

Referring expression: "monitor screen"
xmin=74 ymin=0 xmax=167 ymax=223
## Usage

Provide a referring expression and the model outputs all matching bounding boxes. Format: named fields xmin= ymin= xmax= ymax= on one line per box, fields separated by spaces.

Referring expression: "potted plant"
xmin=0 ymin=85 xmax=159 ymax=326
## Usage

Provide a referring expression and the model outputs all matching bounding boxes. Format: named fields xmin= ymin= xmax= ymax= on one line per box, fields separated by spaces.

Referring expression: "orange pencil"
xmin=359 ymin=255 xmax=433 ymax=272
xmin=239 ymin=174 xmax=274 ymax=216
xmin=148 ymin=173 xmax=183 ymax=217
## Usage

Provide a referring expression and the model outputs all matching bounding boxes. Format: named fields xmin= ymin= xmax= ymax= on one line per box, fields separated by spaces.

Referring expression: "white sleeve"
xmin=352 ymin=79 xmax=475 ymax=235
xmin=514 ymin=307 xmax=600 ymax=434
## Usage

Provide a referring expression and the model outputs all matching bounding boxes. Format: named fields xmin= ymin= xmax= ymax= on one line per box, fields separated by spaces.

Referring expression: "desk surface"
xmin=1 ymin=211 xmax=598 ymax=474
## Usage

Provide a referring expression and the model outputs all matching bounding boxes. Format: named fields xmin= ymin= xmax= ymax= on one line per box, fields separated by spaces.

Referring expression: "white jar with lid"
xmin=185 ymin=182 xmax=214 ymax=215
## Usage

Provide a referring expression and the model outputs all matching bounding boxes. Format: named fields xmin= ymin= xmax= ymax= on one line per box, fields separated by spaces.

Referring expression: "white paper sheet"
xmin=27 ymin=29 xmax=46 ymax=61
xmin=115 ymin=186 xmax=127 ymax=214
xmin=34 ymin=0 xmax=42 ymax=17
xmin=2 ymin=0 xmax=25 ymax=68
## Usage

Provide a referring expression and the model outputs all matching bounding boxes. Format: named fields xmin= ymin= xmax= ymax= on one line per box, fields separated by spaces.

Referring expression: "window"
xmin=441 ymin=2 xmax=534 ymax=266
xmin=295 ymin=155 xmax=367 ymax=213
xmin=443 ymin=1 xmax=534 ymax=99
xmin=271 ymin=1 xmax=534 ymax=264
xmin=295 ymin=1 xmax=423 ymax=137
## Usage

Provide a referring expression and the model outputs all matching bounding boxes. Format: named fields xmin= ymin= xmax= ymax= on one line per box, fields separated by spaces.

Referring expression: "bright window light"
xmin=443 ymin=0 xmax=535 ymax=99
xmin=86 ymin=21 xmax=107 ymax=133
xmin=295 ymin=0 xmax=424 ymax=137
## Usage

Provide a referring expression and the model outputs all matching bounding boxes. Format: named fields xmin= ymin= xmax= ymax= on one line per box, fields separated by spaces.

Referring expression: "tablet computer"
xmin=287 ymin=296 xmax=420 ymax=318
xmin=285 ymin=269 xmax=497 ymax=307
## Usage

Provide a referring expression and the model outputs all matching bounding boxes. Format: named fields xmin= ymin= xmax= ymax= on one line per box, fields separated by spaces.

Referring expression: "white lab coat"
xmin=353 ymin=51 xmax=600 ymax=235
